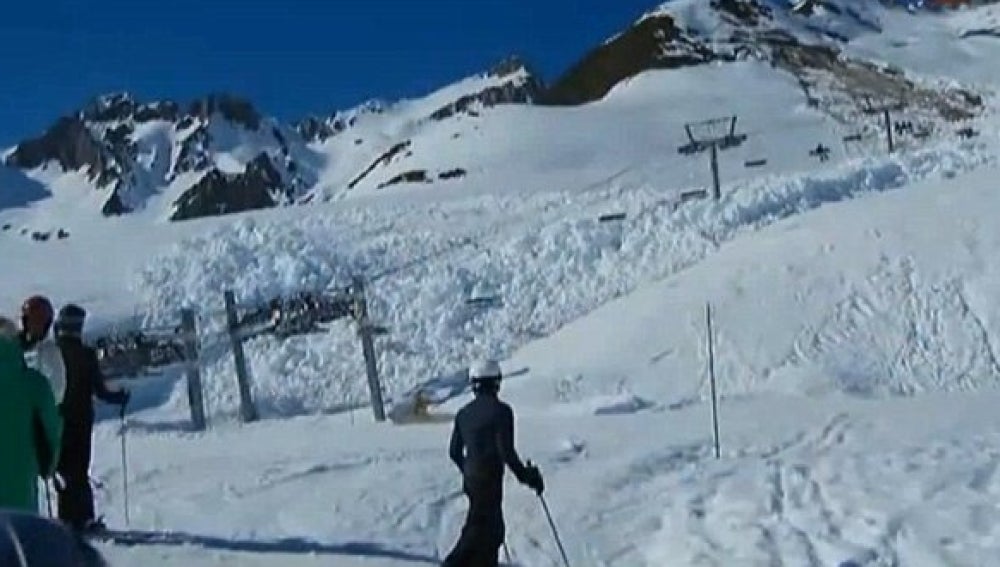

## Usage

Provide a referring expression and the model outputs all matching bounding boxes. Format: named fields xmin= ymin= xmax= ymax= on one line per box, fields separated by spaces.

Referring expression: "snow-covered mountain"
xmin=2 ymin=93 xmax=319 ymax=222
xmin=1 ymin=0 xmax=995 ymax=239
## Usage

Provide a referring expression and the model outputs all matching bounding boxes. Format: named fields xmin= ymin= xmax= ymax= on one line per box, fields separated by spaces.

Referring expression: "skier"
xmin=53 ymin=304 xmax=130 ymax=533
xmin=19 ymin=295 xmax=67 ymax=404
xmin=0 ymin=509 xmax=108 ymax=566
xmin=443 ymin=360 xmax=544 ymax=567
xmin=0 ymin=316 xmax=62 ymax=512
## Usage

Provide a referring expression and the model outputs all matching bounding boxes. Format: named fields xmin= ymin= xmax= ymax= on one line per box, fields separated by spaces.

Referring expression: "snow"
xmin=4 ymin=2 xmax=1000 ymax=565
xmin=845 ymin=1 xmax=1000 ymax=87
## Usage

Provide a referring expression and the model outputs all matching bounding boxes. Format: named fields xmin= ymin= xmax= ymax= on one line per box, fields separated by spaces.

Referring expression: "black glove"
xmin=522 ymin=461 xmax=544 ymax=495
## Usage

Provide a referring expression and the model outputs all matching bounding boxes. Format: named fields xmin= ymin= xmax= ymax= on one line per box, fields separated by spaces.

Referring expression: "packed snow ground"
xmin=78 ymin=162 xmax=1000 ymax=566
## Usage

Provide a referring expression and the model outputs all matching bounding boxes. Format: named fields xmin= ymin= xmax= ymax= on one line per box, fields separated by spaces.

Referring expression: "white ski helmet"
xmin=469 ymin=359 xmax=502 ymax=382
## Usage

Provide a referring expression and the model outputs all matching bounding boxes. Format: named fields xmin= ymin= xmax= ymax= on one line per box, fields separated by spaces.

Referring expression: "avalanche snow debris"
xmin=132 ymin=138 xmax=994 ymax=419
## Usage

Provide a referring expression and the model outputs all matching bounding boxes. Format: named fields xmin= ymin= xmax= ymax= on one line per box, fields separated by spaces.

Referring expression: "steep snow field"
xmin=846 ymin=1 xmax=1000 ymax=88
xmin=313 ymin=61 xmax=846 ymax=200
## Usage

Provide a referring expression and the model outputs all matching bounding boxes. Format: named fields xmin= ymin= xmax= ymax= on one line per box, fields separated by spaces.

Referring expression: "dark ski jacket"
xmin=57 ymin=337 xmax=127 ymax=424
xmin=449 ymin=394 xmax=531 ymax=485
xmin=0 ymin=510 xmax=107 ymax=566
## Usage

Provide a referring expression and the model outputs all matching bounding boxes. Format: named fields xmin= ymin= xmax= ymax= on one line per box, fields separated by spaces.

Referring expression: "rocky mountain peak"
xmin=488 ymin=55 xmax=535 ymax=79
xmin=187 ymin=93 xmax=262 ymax=131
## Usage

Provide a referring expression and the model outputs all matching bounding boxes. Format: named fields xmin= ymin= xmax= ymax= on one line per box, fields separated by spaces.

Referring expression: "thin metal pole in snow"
xmin=539 ymin=494 xmax=571 ymax=567
xmin=884 ymin=109 xmax=895 ymax=153
xmin=120 ymin=405 xmax=131 ymax=526
xmin=707 ymin=302 xmax=721 ymax=459
xmin=710 ymin=143 xmax=721 ymax=200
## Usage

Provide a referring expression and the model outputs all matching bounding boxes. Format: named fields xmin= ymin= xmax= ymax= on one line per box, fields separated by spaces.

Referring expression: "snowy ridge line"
xmin=132 ymin=138 xmax=995 ymax=420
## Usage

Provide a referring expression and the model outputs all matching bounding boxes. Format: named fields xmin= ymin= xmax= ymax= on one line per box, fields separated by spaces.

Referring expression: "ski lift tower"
xmin=678 ymin=116 xmax=747 ymax=201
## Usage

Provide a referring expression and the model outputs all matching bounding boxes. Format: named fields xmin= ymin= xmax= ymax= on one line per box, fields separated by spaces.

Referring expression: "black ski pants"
xmin=56 ymin=417 xmax=96 ymax=530
xmin=442 ymin=476 xmax=504 ymax=567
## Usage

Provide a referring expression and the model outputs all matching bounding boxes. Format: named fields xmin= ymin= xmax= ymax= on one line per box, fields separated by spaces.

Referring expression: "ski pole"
xmin=43 ymin=480 xmax=53 ymax=518
xmin=538 ymin=494 xmax=571 ymax=567
xmin=120 ymin=402 xmax=131 ymax=526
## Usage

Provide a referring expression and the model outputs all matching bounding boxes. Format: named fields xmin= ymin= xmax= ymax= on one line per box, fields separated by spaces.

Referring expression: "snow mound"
xmin=508 ymin=161 xmax=1000 ymax=414
xmin=131 ymin=138 xmax=994 ymax=419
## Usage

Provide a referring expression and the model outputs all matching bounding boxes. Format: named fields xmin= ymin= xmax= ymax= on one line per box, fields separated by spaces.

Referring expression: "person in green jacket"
xmin=0 ymin=316 xmax=62 ymax=512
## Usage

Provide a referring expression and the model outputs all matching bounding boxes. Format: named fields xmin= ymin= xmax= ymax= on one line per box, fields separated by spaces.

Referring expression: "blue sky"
xmin=0 ymin=0 xmax=658 ymax=146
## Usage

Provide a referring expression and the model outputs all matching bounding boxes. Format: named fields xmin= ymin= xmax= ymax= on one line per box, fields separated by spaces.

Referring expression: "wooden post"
xmin=707 ymin=302 xmax=721 ymax=459
xmin=224 ymin=290 xmax=258 ymax=423
xmin=180 ymin=308 xmax=207 ymax=431
xmin=710 ymin=143 xmax=721 ymax=200
xmin=353 ymin=276 xmax=386 ymax=422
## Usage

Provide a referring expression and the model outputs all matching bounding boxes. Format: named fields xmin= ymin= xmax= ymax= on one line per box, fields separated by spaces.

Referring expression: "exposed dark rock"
xmin=768 ymin=41 xmax=979 ymax=121
xmin=957 ymin=90 xmax=983 ymax=106
xmin=539 ymin=14 xmax=715 ymax=106
xmin=173 ymin=125 xmax=213 ymax=176
xmin=489 ymin=55 xmax=535 ymax=79
xmin=377 ymin=170 xmax=431 ymax=189
xmin=429 ymin=57 xmax=544 ymax=121
xmin=348 ymin=140 xmax=412 ymax=189
xmin=1 ymin=224 xmax=10 ymax=231
xmin=101 ymin=189 xmax=131 ymax=216
xmin=176 ymin=116 xmax=196 ymax=131
xmin=296 ymin=101 xmax=385 ymax=142
xmin=104 ymin=124 xmax=133 ymax=147
xmin=135 ymin=101 xmax=180 ymax=122
xmin=170 ymin=153 xmax=285 ymax=221
xmin=844 ymin=6 xmax=882 ymax=33
xmin=439 ymin=168 xmax=467 ymax=180
xmin=711 ymin=0 xmax=773 ymax=26
xmin=296 ymin=116 xmax=341 ymax=142
xmin=6 ymin=117 xmax=108 ymax=179
xmin=188 ymin=94 xmax=261 ymax=131
xmin=272 ymin=127 xmax=289 ymax=156
xmin=805 ymin=24 xmax=851 ymax=43
xmin=81 ymin=93 xmax=138 ymax=122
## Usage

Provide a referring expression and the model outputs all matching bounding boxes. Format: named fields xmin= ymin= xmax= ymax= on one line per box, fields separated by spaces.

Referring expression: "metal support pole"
xmin=709 ymin=143 xmax=721 ymax=201
xmin=180 ymin=308 xmax=207 ymax=431
xmin=119 ymin=404 xmax=130 ymax=526
xmin=224 ymin=290 xmax=258 ymax=423
xmin=707 ymin=302 xmax=721 ymax=459
xmin=884 ymin=109 xmax=894 ymax=153
xmin=353 ymin=276 xmax=386 ymax=422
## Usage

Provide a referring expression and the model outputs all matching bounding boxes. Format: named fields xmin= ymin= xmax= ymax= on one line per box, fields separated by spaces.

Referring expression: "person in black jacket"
xmin=52 ymin=304 xmax=130 ymax=533
xmin=443 ymin=360 xmax=543 ymax=567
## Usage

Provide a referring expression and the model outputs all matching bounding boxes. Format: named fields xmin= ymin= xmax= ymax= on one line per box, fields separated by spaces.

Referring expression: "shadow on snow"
xmin=95 ymin=529 xmax=440 ymax=563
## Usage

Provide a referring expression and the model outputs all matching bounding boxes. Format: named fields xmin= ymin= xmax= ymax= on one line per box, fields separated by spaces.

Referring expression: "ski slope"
xmin=84 ymin=162 xmax=1000 ymax=567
